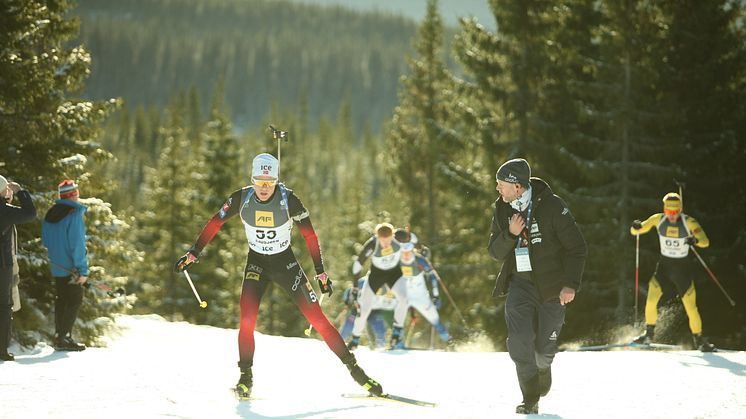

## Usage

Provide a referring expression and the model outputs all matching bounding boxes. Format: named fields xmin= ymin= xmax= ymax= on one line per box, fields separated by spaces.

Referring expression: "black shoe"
xmin=633 ymin=325 xmax=655 ymax=344
xmin=0 ymin=351 xmax=14 ymax=361
xmin=54 ymin=335 xmax=86 ymax=352
xmin=693 ymin=334 xmax=716 ymax=352
xmin=538 ymin=367 xmax=552 ymax=397
xmin=516 ymin=402 xmax=539 ymax=414
xmin=343 ymin=355 xmax=383 ymax=396
xmin=235 ymin=367 xmax=253 ymax=399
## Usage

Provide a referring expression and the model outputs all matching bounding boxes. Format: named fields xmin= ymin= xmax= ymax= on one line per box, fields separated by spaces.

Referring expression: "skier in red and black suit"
xmin=175 ymin=153 xmax=382 ymax=399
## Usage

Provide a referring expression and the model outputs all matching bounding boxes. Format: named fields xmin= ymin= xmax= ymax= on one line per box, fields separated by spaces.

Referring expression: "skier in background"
xmin=339 ymin=277 xmax=395 ymax=348
xmin=630 ymin=192 xmax=715 ymax=352
xmin=398 ymin=240 xmax=450 ymax=345
xmin=175 ymin=153 xmax=382 ymax=399
xmin=347 ymin=223 xmax=408 ymax=350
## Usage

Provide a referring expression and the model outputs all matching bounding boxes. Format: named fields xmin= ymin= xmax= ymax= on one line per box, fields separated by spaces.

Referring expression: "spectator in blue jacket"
xmin=42 ymin=180 xmax=88 ymax=351
xmin=0 ymin=175 xmax=37 ymax=361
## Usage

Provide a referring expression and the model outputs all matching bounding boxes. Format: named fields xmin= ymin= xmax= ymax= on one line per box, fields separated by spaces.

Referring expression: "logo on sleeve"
xmin=255 ymin=211 xmax=275 ymax=227
xmin=219 ymin=198 xmax=232 ymax=219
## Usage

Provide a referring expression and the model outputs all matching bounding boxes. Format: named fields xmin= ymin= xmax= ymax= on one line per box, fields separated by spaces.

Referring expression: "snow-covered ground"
xmin=2 ymin=314 xmax=744 ymax=419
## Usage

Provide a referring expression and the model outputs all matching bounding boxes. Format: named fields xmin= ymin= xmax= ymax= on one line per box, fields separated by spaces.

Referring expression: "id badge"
xmin=515 ymin=247 xmax=532 ymax=272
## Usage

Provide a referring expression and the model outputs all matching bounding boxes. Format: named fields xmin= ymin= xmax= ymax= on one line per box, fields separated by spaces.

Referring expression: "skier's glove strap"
xmin=316 ymin=272 xmax=333 ymax=296
xmin=174 ymin=251 xmax=198 ymax=273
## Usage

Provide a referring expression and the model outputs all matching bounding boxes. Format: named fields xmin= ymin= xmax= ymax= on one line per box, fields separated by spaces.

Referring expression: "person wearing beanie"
xmin=488 ymin=158 xmax=587 ymax=415
xmin=0 ymin=176 xmax=37 ymax=361
xmin=174 ymin=153 xmax=383 ymax=400
xmin=630 ymin=192 xmax=714 ymax=352
xmin=41 ymin=180 xmax=88 ymax=351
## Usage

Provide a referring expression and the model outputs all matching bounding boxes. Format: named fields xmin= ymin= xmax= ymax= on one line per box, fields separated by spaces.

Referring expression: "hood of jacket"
xmin=44 ymin=199 xmax=86 ymax=224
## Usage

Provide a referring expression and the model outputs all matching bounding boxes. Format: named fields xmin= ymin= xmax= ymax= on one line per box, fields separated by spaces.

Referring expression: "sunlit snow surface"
xmin=3 ymin=314 xmax=744 ymax=418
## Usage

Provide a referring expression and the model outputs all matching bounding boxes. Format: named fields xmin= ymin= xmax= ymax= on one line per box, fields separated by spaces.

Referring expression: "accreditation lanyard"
xmin=514 ymin=202 xmax=533 ymax=272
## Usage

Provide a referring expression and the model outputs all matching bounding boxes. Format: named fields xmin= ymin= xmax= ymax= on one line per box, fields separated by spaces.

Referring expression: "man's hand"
xmin=632 ymin=220 xmax=642 ymax=230
xmin=686 ymin=236 xmax=698 ymax=246
xmin=174 ymin=251 xmax=198 ymax=272
xmin=509 ymin=213 xmax=526 ymax=236
xmin=76 ymin=275 xmax=88 ymax=285
xmin=559 ymin=287 xmax=575 ymax=305
xmin=316 ymin=272 xmax=333 ymax=296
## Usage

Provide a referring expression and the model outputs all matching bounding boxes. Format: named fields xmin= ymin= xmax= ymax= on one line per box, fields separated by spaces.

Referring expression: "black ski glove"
xmin=174 ymin=250 xmax=198 ymax=273
xmin=686 ymin=236 xmax=698 ymax=246
xmin=632 ymin=220 xmax=643 ymax=230
xmin=316 ymin=272 xmax=333 ymax=296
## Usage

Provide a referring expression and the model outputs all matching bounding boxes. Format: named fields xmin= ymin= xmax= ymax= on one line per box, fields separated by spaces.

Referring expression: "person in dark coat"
xmin=488 ymin=158 xmax=587 ymax=415
xmin=0 ymin=175 xmax=37 ymax=361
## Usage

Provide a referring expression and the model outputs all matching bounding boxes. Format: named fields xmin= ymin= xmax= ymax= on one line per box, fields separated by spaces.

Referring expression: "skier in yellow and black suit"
xmin=630 ymin=192 xmax=715 ymax=352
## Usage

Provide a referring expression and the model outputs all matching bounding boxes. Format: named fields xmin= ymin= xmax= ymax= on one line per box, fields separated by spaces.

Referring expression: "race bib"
xmin=659 ymin=235 xmax=689 ymax=258
xmin=245 ymin=221 xmax=292 ymax=255
xmin=515 ymin=247 xmax=532 ymax=272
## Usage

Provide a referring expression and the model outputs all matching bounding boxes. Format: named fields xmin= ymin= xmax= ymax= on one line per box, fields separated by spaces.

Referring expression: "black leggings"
xmin=237 ymin=249 xmax=350 ymax=367
xmin=55 ymin=276 xmax=84 ymax=337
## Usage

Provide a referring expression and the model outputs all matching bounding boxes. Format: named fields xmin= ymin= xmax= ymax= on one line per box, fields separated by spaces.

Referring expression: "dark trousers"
xmin=505 ymin=277 xmax=566 ymax=404
xmin=55 ymin=276 xmax=84 ymax=337
xmin=0 ymin=267 xmax=12 ymax=351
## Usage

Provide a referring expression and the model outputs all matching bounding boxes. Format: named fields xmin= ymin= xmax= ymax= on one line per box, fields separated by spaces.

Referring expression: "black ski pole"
xmin=269 ymin=124 xmax=289 ymax=179
xmin=31 ymin=252 xmax=125 ymax=297
xmin=690 ymin=247 xmax=736 ymax=307
xmin=430 ymin=269 xmax=469 ymax=328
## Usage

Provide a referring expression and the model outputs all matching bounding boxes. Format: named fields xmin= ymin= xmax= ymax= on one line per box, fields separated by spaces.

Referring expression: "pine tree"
xmin=1 ymin=0 xmax=133 ymax=346
xmin=189 ymin=87 xmax=245 ymax=327
xmin=387 ymin=0 xmax=461 ymax=248
xmin=386 ymin=0 xmax=495 ymax=344
xmin=655 ymin=0 xmax=746 ymax=339
xmin=134 ymin=94 xmax=202 ymax=318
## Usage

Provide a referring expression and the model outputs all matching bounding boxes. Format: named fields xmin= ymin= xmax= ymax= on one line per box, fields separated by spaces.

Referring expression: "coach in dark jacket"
xmin=0 ymin=175 xmax=37 ymax=361
xmin=487 ymin=158 xmax=587 ymax=415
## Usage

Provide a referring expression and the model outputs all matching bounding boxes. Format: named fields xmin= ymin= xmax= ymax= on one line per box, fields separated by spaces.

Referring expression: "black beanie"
xmin=496 ymin=158 xmax=531 ymax=187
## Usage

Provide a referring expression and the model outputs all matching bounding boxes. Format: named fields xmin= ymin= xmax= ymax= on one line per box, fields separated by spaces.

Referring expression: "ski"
xmin=572 ymin=342 xmax=684 ymax=351
xmin=632 ymin=342 xmax=685 ymax=350
xmin=342 ymin=393 xmax=437 ymax=407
